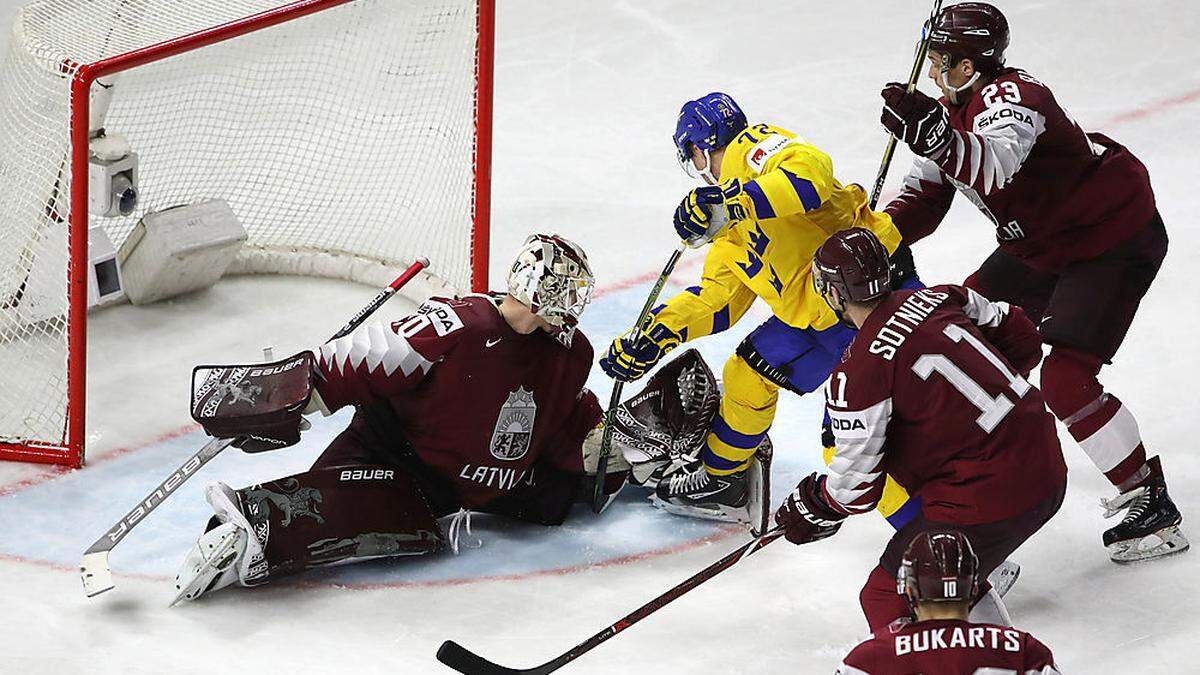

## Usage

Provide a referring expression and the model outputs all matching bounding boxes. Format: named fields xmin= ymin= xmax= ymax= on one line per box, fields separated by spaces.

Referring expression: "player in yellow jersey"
xmin=600 ymin=92 xmax=922 ymax=522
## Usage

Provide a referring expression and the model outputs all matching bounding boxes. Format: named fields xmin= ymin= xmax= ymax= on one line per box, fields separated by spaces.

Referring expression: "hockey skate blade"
xmin=649 ymin=495 xmax=746 ymax=525
xmin=1108 ymin=526 xmax=1190 ymax=564
xmin=80 ymin=551 xmax=114 ymax=598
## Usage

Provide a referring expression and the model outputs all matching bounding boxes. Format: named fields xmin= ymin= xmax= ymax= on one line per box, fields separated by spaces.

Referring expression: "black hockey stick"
xmin=867 ymin=0 xmax=944 ymax=209
xmin=79 ymin=256 xmax=430 ymax=597
xmin=437 ymin=526 xmax=784 ymax=674
xmin=590 ymin=242 xmax=687 ymax=513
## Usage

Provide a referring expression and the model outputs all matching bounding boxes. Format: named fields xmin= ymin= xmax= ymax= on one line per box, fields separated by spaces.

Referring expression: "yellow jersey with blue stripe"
xmin=654 ymin=123 xmax=902 ymax=340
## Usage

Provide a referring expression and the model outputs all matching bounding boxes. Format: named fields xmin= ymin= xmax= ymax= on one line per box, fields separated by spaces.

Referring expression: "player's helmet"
xmin=674 ymin=92 xmax=747 ymax=183
xmin=812 ymin=228 xmax=891 ymax=320
xmin=929 ymin=2 xmax=1010 ymax=76
xmin=898 ymin=530 xmax=980 ymax=608
xmin=507 ymin=233 xmax=595 ymax=347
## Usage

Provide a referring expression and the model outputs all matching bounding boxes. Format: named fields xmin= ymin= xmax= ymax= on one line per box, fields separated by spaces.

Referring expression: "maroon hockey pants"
xmin=966 ymin=213 xmax=1166 ymax=487
xmin=859 ymin=484 xmax=1066 ymax=631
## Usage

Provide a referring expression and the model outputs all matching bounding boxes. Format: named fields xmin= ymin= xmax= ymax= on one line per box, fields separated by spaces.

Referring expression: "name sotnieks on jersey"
xmin=869 ymin=289 xmax=951 ymax=361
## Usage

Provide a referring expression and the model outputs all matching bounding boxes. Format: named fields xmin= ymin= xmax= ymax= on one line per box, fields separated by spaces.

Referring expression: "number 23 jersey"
xmin=822 ymin=285 xmax=1066 ymax=525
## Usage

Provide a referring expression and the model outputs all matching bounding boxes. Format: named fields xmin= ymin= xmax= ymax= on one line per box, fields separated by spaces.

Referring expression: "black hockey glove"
xmin=889 ymin=242 xmax=919 ymax=290
xmin=774 ymin=473 xmax=846 ymax=545
xmin=881 ymin=83 xmax=951 ymax=159
xmin=191 ymin=351 xmax=315 ymax=453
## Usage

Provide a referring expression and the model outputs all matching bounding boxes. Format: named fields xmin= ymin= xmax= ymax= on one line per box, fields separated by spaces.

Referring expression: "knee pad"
xmin=721 ymin=353 xmax=780 ymax=420
xmin=1040 ymin=347 xmax=1104 ymax=420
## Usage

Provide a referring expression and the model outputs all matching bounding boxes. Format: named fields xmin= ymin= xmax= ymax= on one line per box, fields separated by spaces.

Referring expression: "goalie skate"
xmin=1101 ymin=458 xmax=1189 ymax=563
xmin=172 ymin=521 xmax=247 ymax=606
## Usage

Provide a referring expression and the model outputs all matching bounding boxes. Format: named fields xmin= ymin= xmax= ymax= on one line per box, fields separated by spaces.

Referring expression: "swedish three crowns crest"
xmin=490 ymin=386 xmax=537 ymax=461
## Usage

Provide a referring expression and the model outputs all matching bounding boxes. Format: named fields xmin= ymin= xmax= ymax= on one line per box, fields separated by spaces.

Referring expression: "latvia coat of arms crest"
xmin=489 ymin=386 xmax=537 ymax=461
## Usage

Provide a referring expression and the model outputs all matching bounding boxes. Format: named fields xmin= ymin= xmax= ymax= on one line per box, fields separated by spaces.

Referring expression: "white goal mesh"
xmin=0 ymin=0 xmax=489 ymax=464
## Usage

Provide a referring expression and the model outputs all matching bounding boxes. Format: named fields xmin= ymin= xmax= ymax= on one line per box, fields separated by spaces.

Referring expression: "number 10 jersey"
xmin=822 ymin=285 xmax=1066 ymax=525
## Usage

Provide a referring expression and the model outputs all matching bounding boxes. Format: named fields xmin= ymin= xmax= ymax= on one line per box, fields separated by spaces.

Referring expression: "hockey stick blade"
xmin=80 ymin=551 xmax=114 ymax=598
xmin=438 ymin=640 xmax=558 ymax=675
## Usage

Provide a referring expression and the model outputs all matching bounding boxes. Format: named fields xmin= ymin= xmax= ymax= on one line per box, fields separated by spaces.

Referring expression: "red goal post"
xmin=0 ymin=0 xmax=495 ymax=468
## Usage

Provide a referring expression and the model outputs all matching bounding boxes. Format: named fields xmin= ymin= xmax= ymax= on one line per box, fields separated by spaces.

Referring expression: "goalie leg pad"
xmin=197 ymin=465 xmax=444 ymax=589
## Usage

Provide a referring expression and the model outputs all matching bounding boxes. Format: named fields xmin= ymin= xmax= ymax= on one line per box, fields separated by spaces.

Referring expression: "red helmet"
xmin=812 ymin=228 xmax=891 ymax=317
xmin=929 ymin=2 xmax=1010 ymax=76
xmin=898 ymin=531 xmax=980 ymax=607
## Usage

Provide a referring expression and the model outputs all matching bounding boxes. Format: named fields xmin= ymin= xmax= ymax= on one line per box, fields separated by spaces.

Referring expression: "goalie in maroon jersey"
xmin=877 ymin=1 xmax=1186 ymax=562
xmin=774 ymin=228 xmax=1066 ymax=631
xmin=837 ymin=530 xmax=1060 ymax=675
xmin=172 ymin=234 xmax=627 ymax=603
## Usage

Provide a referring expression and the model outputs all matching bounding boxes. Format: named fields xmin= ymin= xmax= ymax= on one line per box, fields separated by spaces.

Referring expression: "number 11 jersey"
xmin=822 ymin=285 xmax=1066 ymax=525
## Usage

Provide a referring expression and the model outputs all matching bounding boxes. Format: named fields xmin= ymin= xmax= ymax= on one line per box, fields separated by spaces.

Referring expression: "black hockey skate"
xmin=1101 ymin=456 xmax=1189 ymax=563
xmin=652 ymin=437 xmax=772 ymax=533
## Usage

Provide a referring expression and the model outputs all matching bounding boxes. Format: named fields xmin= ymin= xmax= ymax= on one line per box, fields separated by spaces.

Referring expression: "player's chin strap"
xmin=679 ymin=148 xmax=718 ymax=187
xmin=446 ymin=508 xmax=482 ymax=555
xmin=937 ymin=67 xmax=980 ymax=104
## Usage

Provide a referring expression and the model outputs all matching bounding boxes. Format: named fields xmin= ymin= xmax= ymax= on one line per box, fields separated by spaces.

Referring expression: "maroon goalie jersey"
xmin=837 ymin=619 xmax=1060 ymax=675
xmin=823 ymin=285 xmax=1066 ymax=525
xmin=312 ymin=294 xmax=601 ymax=510
xmin=887 ymin=67 xmax=1156 ymax=271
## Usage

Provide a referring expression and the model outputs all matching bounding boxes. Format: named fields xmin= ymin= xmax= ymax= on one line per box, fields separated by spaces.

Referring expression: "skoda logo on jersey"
xmin=490 ymin=386 xmax=537 ymax=461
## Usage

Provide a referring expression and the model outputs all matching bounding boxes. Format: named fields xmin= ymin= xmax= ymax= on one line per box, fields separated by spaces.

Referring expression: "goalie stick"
xmin=437 ymin=526 xmax=784 ymax=674
xmin=79 ymin=256 xmax=429 ymax=598
xmin=868 ymin=0 xmax=945 ymax=210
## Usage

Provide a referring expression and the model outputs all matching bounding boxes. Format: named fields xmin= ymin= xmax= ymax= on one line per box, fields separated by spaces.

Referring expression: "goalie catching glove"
xmin=608 ymin=349 xmax=721 ymax=487
xmin=191 ymin=351 xmax=317 ymax=453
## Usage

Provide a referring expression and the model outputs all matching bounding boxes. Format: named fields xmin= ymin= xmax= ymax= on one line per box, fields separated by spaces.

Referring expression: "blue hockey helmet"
xmin=673 ymin=92 xmax=747 ymax=169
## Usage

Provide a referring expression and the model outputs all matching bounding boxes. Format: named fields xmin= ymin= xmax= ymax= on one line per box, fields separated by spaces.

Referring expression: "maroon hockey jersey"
xmin=823 ymin=285 xmax=1066 ymax=525
xmin=887 ymin=68 xmax=1156 ymax=271
xmin=837 ymin=618 xmax=1060 ymax=675
xmin=313 ymin=294 xmax=601 ymax=510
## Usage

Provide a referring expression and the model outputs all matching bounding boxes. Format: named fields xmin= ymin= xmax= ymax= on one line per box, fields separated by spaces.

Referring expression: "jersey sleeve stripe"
xmin=782 ymin=169 xmax=822 ymax=211
xmin=742 ymin=180 xmax=776 ymax=219
xmin=825 ymin=398 xmax=892 ymax=513
xmin=961 ymin=287 xmax=1009 ymax=327
xmin=712 ymin=304 xmax=731 ymax=333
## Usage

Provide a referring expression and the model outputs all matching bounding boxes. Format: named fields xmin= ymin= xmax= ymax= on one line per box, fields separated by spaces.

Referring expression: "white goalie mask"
xmin=507 ymin=233 xmax=595 ymax=347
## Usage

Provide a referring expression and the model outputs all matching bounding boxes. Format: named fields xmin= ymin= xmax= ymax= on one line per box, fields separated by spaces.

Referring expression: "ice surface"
xmin=2 ymin=1 xmax=1199 ymax=673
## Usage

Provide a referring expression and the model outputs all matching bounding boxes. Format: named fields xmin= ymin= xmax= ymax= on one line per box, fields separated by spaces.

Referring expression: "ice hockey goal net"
xmin=0 ymin=0 xmax=494 ymax=467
